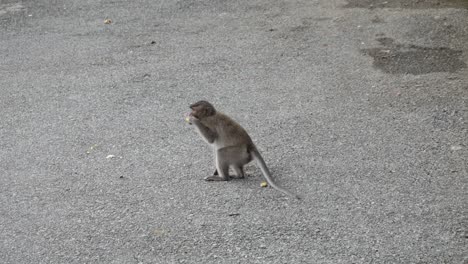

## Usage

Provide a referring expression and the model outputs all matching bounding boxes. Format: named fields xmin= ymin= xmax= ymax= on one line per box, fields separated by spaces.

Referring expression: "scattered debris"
xmin=86 ymin=144 xmax=99 ymax=154
xmin=152 ymin=229 xmax=166 ymax=236
xmin=450 ymin=145 xmax=462 ymax=151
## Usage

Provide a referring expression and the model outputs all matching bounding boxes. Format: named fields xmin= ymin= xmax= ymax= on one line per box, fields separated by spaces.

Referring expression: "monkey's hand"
xmin=186 ymin=114 xmax=199 ymax=125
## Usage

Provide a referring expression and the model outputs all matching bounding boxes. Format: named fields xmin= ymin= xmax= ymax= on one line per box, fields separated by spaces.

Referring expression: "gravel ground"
xmin=0 ymin=0 xmax=467 ymax=263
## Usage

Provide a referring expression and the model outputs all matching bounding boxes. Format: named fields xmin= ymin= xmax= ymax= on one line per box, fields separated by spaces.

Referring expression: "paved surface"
xmin=1 ymin=0 xmax=467 ymax=263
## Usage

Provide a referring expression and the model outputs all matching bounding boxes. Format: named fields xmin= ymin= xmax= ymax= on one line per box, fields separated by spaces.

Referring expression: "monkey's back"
xmin=206 ymin=112 xmax=253 ymax=149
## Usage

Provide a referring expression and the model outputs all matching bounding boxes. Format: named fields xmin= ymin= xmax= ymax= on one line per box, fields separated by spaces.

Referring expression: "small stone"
xmin=450 ymin=145 xmax=462 ymax=151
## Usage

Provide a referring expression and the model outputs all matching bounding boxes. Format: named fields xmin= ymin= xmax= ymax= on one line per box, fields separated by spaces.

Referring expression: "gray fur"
xmin=188 ymin=101 xmax=299 ymax=199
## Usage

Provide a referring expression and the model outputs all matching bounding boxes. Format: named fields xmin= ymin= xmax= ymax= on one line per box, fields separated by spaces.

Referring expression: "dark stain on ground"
xmin=344 ymin=0 xmax=468 ymax=9
xmin=362 ymin=37 xmax=466 ymax=75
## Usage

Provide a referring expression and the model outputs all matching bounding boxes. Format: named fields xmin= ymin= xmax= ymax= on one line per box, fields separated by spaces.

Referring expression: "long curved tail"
xmin=250 ymin=148 xmax=300 ymax=199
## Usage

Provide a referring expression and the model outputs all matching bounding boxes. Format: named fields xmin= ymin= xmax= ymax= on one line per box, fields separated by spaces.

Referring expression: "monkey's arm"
xmin=191 ymin=118 xmax=217 ymax=144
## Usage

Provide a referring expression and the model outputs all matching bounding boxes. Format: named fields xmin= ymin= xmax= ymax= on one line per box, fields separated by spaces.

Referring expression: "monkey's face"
xmin=189 ymin=101 xmax=216 ymax=119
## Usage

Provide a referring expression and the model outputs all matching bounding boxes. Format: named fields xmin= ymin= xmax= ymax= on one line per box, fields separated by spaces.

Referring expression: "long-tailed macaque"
xmin=187 ymin=101 xmax=299 ymax=199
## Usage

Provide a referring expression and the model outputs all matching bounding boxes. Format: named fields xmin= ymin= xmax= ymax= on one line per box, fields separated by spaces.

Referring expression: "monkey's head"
xmin=189 ymin=100 xmax=216 ymax=119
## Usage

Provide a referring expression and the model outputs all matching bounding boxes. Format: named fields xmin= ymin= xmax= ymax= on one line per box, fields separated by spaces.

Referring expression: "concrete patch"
xmin=344 ymin=0 xmax=468 ymax=9
xmin=362 ymin=37 xmax=466 ymax=75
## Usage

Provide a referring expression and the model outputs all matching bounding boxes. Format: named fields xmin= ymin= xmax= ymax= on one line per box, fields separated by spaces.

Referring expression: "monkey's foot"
xmin=204 ymin=175 xmax=229 ymax=181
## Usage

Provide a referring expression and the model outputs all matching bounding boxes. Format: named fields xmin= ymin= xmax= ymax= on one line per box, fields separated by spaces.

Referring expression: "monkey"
xmin=186 ymin=100 xmax=300 ymax=199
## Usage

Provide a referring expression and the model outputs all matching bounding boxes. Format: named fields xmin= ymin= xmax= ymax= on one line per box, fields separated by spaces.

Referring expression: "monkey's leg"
xmin=205 ymin=149 xmax=229 ymax=181
xmin=231 ymin=166 xmax=245 ymax=179
xmin=213 ymin=148 xmax=219 ymax=176
xmin=205 ymin=164 xmax=228 ymax=181
xmin=231 ymin=146 xmax=250 ymax=179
